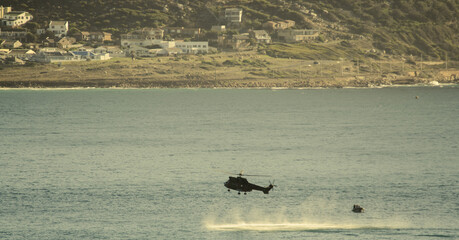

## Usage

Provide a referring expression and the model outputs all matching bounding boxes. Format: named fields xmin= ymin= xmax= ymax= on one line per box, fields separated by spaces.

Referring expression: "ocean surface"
xmin=0 ymin=87 xmax=458 ymax=239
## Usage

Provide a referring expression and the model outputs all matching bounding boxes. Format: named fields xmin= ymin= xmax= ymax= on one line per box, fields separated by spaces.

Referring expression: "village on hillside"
xmin=0 ymin=6 xmax=322 ymax=65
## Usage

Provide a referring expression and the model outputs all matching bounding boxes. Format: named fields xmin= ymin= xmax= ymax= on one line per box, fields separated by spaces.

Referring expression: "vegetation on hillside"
xmin=5 ymin=0 xmax=459 ymax=60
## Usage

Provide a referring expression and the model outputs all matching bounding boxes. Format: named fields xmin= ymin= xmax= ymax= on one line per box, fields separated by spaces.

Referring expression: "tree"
xmin=203 ymin=31 xmax=218 ymax=40
xmin=24 ymin=22 xmax=40 ymax=31
xmin=39 ymin=31 xmax=55 ymax=41
xmin=68 ymin=27 xmax=81 ymax=37
xmin=25 ymin=32 xmax=38 ymax=43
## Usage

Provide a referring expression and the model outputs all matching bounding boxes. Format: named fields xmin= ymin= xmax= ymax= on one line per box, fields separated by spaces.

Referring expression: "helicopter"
xmin=223 ymin=171 xmax=276 ymax=195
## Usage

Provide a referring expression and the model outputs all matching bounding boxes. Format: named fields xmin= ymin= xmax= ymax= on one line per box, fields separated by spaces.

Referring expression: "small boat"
xmin=352 ymin=204 xmax=364 ymax=213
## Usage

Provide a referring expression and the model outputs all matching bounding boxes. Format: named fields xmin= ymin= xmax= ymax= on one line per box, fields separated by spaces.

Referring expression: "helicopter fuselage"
xmin=224 ymin=176 xmax=273 ymax=194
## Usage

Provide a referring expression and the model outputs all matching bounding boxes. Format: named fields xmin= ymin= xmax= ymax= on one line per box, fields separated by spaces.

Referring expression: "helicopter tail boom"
xmin=262 ymin=184 xmax=274 ymax=194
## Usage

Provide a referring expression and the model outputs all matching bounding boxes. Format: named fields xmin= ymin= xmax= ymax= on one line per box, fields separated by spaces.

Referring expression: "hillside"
xmin=5 ymin=0 xmax=459 ymax=60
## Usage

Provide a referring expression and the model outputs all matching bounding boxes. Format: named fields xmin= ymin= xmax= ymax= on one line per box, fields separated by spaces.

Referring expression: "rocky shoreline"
xmin=1 ymin=77 xmax=456 ymax=89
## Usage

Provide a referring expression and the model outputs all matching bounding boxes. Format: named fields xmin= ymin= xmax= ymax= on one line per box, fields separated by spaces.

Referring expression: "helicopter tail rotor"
xmin=264 ymin=180 xmax=277 ymax=194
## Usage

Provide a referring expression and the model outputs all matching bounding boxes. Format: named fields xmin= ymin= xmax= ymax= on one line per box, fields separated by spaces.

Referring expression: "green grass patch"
xmin=262 ymin=42 xmax=365 ymax=60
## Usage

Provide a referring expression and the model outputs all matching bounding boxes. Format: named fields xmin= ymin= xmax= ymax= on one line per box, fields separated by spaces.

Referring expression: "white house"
xmin=121 ymin=38 xmax=174 ymax=49
xmin=32 ymin=51 xmax=79 ymax=63
xmin=0 ymin=6 xmax=12 ymax=19
xmin=127 ymin=46 xmax=157 ymax=57
xmin=211 ymin=25 xmax=226 ymax=32
xmin=48 ymin=21 xmax=68 ymax=37
xmin=225 ymin=8 xmax=242 ymax=24
xmin=1 ymin=11 xmax=33 ymax=27
xmin=72 ymin=51 xmax=110 ymax=61
xmin=174 ymin=41 xmax=208 ymax=54
xmin=8 ymin=49 xmax=35 ymax=60
xmin=249 ymin=30 xmax=272 ymax=44
xmin=277 ymin=29 xmax=320 ymax=43
xmin=94 ymin=46 xmax=124 ymax=58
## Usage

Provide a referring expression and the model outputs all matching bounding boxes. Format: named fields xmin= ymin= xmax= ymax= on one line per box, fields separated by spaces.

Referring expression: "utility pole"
xmin=445 ymin=52 xmax=448 ymax=70
xmin=357 ymin=59 xmax=360 ymax=75
xmin=420 ymin=54 xmax=423 ymax=72
xmin=320 ymin=63 xmax=322 ymax=77
xmin=300 ymin=62 xmax=302 ymax=80
xmin=341 ymin=61 xmax=343 ymax=77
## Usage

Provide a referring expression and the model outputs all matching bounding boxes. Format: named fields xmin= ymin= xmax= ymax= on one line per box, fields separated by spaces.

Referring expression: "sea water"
xmin=0 ymin=87 xmax=458 ymax=239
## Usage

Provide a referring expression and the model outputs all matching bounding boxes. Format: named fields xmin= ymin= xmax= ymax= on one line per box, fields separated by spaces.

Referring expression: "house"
xmin=121 ymin=38 xmax=174 ymax=49
xmin=277 ymin=29 xmax=319 ymax=43
xmin=42 ymin=37 xmax=56 ymax=47
xmin=8 ymin=49 xmax=35 ymax=60
xmin=90 ymin=32 xmax=112 ymax=42
xmin=48 ymin=21 xmax=69 ymax=37
xmin=121 ymin=28 xmax=164 ymax=47
xmin=127 ymin=46 xmax=155 ymax=57
xmin=36 ymin=28 xmax=46 ymax=35
xmin=284 ymin=20 xmax=296 ymax=28
xmin=0 ymin=6 xmax=12 ymax=19
xmin=5 ymin=56 xmax=24 ymax=65
xmin=136 ymin=28 xmax=164 ymax=39
xmin=211 ymin=25 xmax=226 ymax=32
xmin=121 ymin=28 xmax=164 ymax=42
xmin=0 ymin=31 xmax=27 ymax=41
xmin=79 ymin=31 xmax=90 ymax=41
xmin=79 ymin=31 xmax=112 ymax=42
xmin=163 ymin=27 xmax=201 ymax=38
xmin=38 ymin=47 xmax=67 ymax=54
xmin=157 ymin=47 xmax=181 ymax=56
xmin=34 ymin=48 xmax=108 ymax=62
xmin=1 ymin=40 xmax=22 ymax=48
xmin=78 ymin=46 xmax=95 ymax=52
xmin=57 ymin=37 xmax=76 ymax=49
xmin=218 ymin=34 xmax=250 ymax=50
xmin=231 ymin=34 xmax=251 ymax=49
xmin=225 ymin=8 xmax=242 ymax=24
xmin=32 ymin=50 xmax=79 ymax=63
xmin=0 ymin=48 xmax=11 ymax=56
xmin=71 ymin=50 xmax=93 ymax=59
xmin=1 ymin=11 xmax=33 ymax=27
xmin=94 ymin=46 xmax=124 ymax=58
xmin=249 ymin=30 xmax=271 ymax=44
xmin=174 ymin=41 xmax=208 ymax=54
xmin=262 ymin=20 xmax=295 ymax=31
xmin=71 ymin=51 xmax=110 ymax=60
xmin=24 ymin=42 xmax=41 ymax=50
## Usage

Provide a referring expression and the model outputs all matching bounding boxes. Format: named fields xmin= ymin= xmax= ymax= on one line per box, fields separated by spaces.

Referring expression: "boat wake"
xmin=206 ymin=221 xmax=394 ymax=232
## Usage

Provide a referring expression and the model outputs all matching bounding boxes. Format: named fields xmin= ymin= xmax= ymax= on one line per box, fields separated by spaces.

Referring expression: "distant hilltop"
xmin=2 ymin=0 xmax=458 ymax=61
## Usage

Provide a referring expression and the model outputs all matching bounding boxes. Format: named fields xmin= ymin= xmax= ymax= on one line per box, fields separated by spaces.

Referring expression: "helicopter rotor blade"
xmin=216 ymin=170 xmax=238 ymax=175
xmin=218 ymin=170 xmax=271 ymax=177
xmin=243 ymin=174 xmax=271 ymax=177
xmin=270 ymin=180 xmax=278 ymax=188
